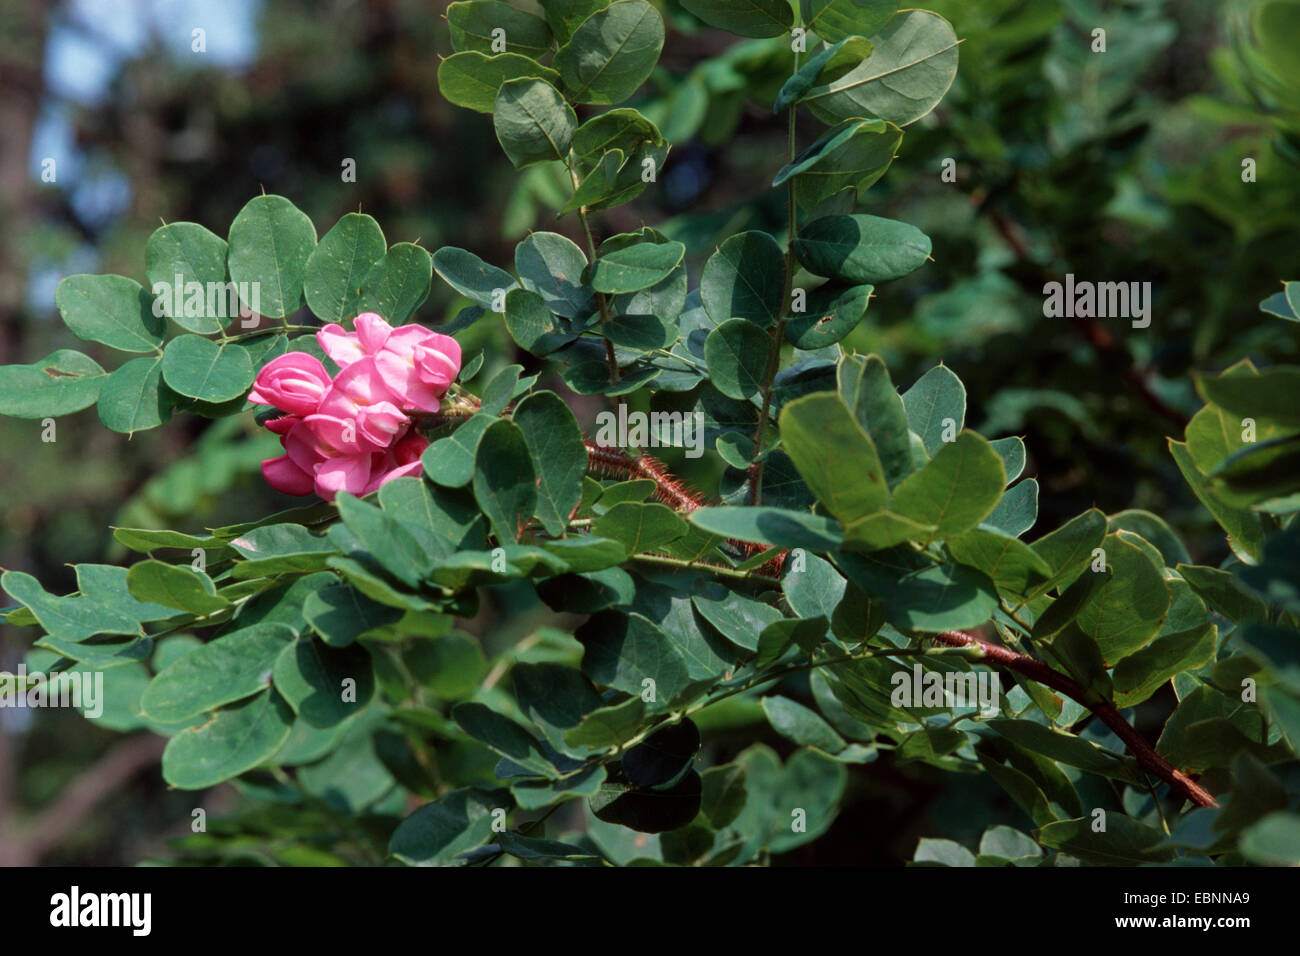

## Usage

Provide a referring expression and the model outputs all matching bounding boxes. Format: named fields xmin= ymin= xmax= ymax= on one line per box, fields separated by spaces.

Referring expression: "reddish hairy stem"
xmin=931 ymin=630 xmax=1219 ymax=809
xmin=584 ymin=441 xmax=787 ymax=576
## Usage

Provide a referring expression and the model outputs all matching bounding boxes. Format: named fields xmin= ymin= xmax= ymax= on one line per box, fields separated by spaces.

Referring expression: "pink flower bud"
xmin=247 ymin=352 xmax=331 ymax=417
xmin=372 ymin=327 xmax=462 ymax=413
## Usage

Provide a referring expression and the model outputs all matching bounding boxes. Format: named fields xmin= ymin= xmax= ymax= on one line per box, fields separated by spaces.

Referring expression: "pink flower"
xmin=319 ymin=313 xmax=462 ymax=413
xmin=374 ymin=326 xmax=462 ymax=413
xmin=255 ymin=314 xmax=457 ymax=501
xmin=317 ymin=312 xmax=393 ymax=368
xmin=248 ymin=353 xmax=332 ymax=417
xmin=309 ymin=358 xmax=409 ymax=453
xmin=262 ymin=453 xmax=316 ymax=496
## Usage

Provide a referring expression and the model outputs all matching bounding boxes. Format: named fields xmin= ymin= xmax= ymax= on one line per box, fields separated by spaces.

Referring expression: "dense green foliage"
xmin=2 ymin=0 xmax=1299 ymax=867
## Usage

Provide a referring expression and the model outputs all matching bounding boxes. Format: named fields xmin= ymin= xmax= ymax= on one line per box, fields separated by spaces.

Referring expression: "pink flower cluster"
xmin=249 ymin=313 xmax=461 ymax=500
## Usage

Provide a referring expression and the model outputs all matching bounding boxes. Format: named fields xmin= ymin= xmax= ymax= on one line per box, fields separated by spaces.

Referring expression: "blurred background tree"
xmin=1 ymin=0 xmax=1296 ymax=864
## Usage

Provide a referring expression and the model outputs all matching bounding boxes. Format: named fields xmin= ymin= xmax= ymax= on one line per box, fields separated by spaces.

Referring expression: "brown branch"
xmin=931 ymin=630 xmax=1219 ymax=809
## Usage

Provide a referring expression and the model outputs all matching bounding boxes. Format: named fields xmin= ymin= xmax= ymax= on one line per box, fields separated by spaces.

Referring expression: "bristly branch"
xmin=930 ymin=630 xmax=1219 ymax=809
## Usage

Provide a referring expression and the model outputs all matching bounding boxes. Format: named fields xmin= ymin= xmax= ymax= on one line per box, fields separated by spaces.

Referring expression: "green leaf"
xmin=540 ymin=0 xmax=610 ymax=43
xmin=1178 ymin=563 xmax=1270 ymax=623
xmin=353 ymin=242 xmax=433 ymax=326
xmin=145 ymin=222 xmax=230 ymax=334
xmin=389 ymin=787 xmax=506 ymax=865
xmin=423 ymin=412 xmax=496 ymax=487
xmin=378 ymin=478 xmax=483 ymax=555
xmin=513 ymin=391 xmax=587 ymax=535
xmin=763 ymin=695 xmax=847 ymax=753
xmin=494 ymin=78 xmax=578 ymax=168
xmin=511 ymin=661 xmax=604 ymax=751
xmin=623 ymin=718 xmax=700 ymax=787
xmin=1107 ymin=509 xmax=1191 ymax=568
xmin=689 ymin=506 xmax=844 ymax=551
xmin=912 ymin=838 xmax=974 ymax=867
xmin=453 ymin=701 xmax=562 ymax=777
xmin=803 ymin=10 xmax=959 ymax=126
xmin=334 ymin=492 xmax=434 ymax=588
xmin=948 ymin=527 xmax=1051 ymax=598
xmin=226 ymin=195 xmax=317 ymax=319
xmin=1113 ymin=622 xmax=1217 ymax=708
xmin=2 ymin=570 xmax=142 ymax=641
xmin=141 ymin=623 xmax=295 ymax=722
xmin=1036 ymin=815 xmax=1173 ymax=866
xmin=779 ymin=392 xmax=888 ymax=524
xmin=604 ymin=313 xmax=674 ymax=349
xmin=302 ymin=215 xmax=387 ymax=325
xmin=437 ymin=51 xmax=562 ymax=113
xmin=273 ymin=637 xmax=374 ymax=727
xmin=700 ymin=231 xmax=785 ymax=327
xmin=55 ymin=274 xmax=165 ymax=353
xmin=774 ymin=37 xmax=873 ymax=112
xmin=978 ymin=825 xmax=1041 ymax=861
xmin=0 ymin=349 xmax=106 ymax=419
xmin=794 ymin=213 xmax=931 ymax=284
xmin=554 ymin=1 xmax=665 ymax=105
xmin=901 ymin=364 xmax=965 ymax=456
xmin=1210 ymin=434 xmax=1300 ymax=507
xmin=886 ymin=562 xmax=998 ymax=632
xmin=787 ymin=282 xmax=872 ymax=349
xmin=891 ymin=431 xmax=1005 ymax=541
xmin=161 ymin=689 xmax=295 ymax=789
xmin=588 ymin=241 xmax=684 ymax=294
xmin=1240 ymin=812 xmax=1300 ymax=865
xmin=1196 ymin=366 xmax=1300 ymax=429
xmin=563 ymin=697 xmax=647 ymax=749
xmin=801 ymin=0 xmax=898 ymax=43
xmin=511 ymin=763 xmax=607 ymax=810
xmin=161 ymin=335 xmax=255 ymax=404
xmin=432 ymin=246 xmax=518 ymax=309
xmin=73 ymin=564 xmax=176 ymax=624
xmin=704 ymin=319 xmax=772 ymax=400
xmin=303 ymin=582 xmax=403 ymax=647
xmin=1074 ymin=532 xmax=1171 ymax=665
xmin=576 ymin=611 xmax=691 ymax=702
xmin=681 ymin=0 xmax=792 ymax=37
xmin=97 ymin=355 xmax=173 ymax=434
xmin=571 ymin=108 xmax=665 ymax=175
xmin=691 ymin=580 xmax=783 ymax=651
xmin=837 ymin=353 xmax=910 ymax=486
xmin=594 ymin=502 xmax=688 ymax=554
xmin=1031 ymin=568 xmax=1108 ymax=640
xmin=498 ymin=832 xmax=604 ymax=861
xmin=447 ymin=1 xmax=554 ymax=57
xmin=473 ymin=419 xmax=538 ymax=543
xmin=1169 ymin=439 xmax=1265 ymax=563
xmin=987 ymin=719 xmax=1136 ymax=782
xmin=732 ymin=745 xmax=846 ymax=855
xmin=987 ymin=478 xmax=1038 ymax=538
xmin=126 ymin=560 xmax=231 ymax=615
xmin=514 ymin=231 xmax=594 ymax=319
xmin=1029 ymin=507 xmax=1108 ymax=598
xmin=700 ymin=764 xmax=747 ymax=828
xmin=775 ymin=119 xmax=903 ymax=209
xmin=591 ymin=769 xmax=702 ymax=833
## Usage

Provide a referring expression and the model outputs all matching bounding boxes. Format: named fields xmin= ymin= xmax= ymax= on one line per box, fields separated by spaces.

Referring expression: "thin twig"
xmin=930 ymin=630 xmax=1219 ymax=808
